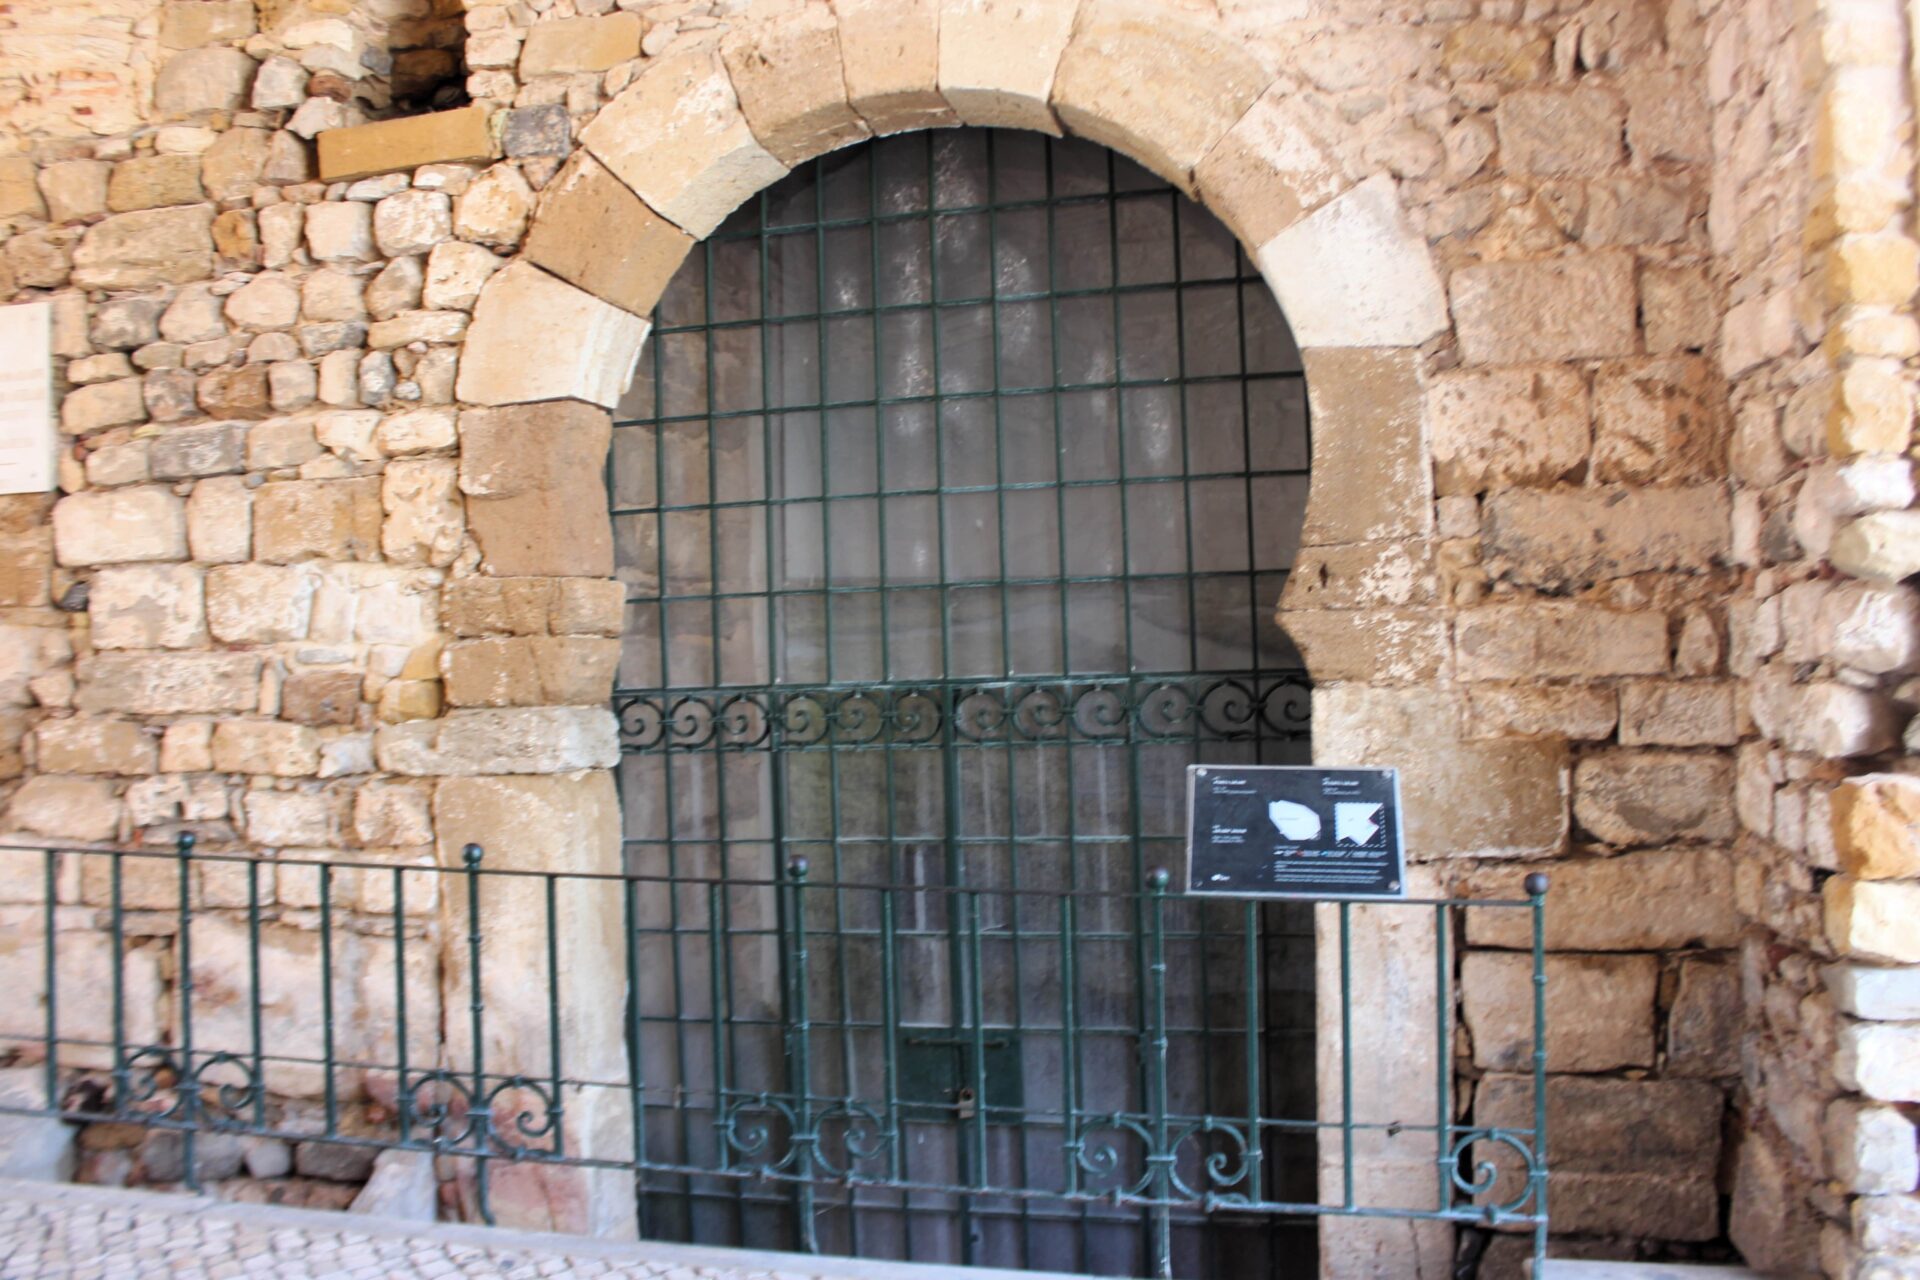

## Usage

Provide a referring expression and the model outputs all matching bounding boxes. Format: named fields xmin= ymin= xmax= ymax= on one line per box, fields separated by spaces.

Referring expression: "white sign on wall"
xmin=0 ymin=302 xmax=53 ymax=495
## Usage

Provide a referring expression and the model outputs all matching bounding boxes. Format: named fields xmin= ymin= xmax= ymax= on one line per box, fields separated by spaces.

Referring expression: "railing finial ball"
xmin=176 ymin=831 xmax=196 ymax=853
xmin=463 ymin=842 xmax=485 ymax=867
xmin=1523 ymin=872 xmax=1549 ymax=896
xmin=789 ymin=856 xmax=810 ymax=880
xmin=1148 ymin=867 xmax=1171 ymax=890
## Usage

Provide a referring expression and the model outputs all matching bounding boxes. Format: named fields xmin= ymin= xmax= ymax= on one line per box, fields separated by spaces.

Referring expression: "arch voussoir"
xmin=936 ymin=0 xmax=1080 ymax=134
xmin=720 ymin=5 xmax=872 ymax=166
xmin=456 ymin=261 xmax=650 ymax=409
xmin=524 ymin=152 xmax=694 ymax=320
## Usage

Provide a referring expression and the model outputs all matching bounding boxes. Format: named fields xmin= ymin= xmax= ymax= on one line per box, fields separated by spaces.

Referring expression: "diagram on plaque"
xmin=1185 ymin=765 xmax=1407 ymax=899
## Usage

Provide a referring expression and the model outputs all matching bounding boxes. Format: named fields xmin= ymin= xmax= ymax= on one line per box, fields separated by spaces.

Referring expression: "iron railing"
xmin=0 ymin=836 xmax=1548 ymax=1277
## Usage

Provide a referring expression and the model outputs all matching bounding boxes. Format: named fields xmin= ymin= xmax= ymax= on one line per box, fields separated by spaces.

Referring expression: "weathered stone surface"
xmin=1827 ymin=964 xmax=1920 ymax=1022
xmin=1465 ymin=683 xmax=1619 ymax=740
xmin=502 ymin=104 xmax=570 ymax=159
xmin=75 ymin=652 xmax=259 ymax=716
xmin=526 ymin=155 xmax=692 ymax=320
xmin=519 ymin=13 xmax=640 ymax=76
xmin=1591 ymin=358 xmax=1724 ymax=484
xmin=456 ymin=402 xmax=615 ymax=577
xmin=60 ymin=378 xmax=148 ymax=434
xmin=1428 ymin=366 xmax=1590 ymax=494
xmin=224 ymin=272 xmax=300 ymax=331
xmin=4 ymin=776 xmax=120 ymax=842
xmin=453 ymin=164 xmax=534 ymax=249
xmin=373 ymin=189 xmax=451 ymax=257
xmin=280 ymin=670 xmax=360 ymax=727
xmin=1050 ymin=0 xmax=1268 ymax=191
xmin=377 ymin=707 xmax=620 ymax=775
xmin=0 ymin=927 xmax=159 ymax=1070
xmin=1728 ymin=1127 xmax=1824 ymax=1274
xmin=1463 ymin=950 xmax=1655 ymax=1071
xmin=1482 ymin=486 xmax=1729 ymax=588
xmin=0 ymin=1069 xmax=74 ymax=1181
xmin=834 ymin=0 xmax=955 ymax=135
xmin=1623 ymin=69 xmax=1710 ymax=165
xmin=32 ymin=717 xmax=156 ymax=776
xmin=1450 ymin=253 xmax=1638 ymax=364
xmin=186 ymin=474 xmax=252 ymax=564
xmin=1833 ymin=775 xmax=1920 ymax=880
xmin=349 ymin=1148 xmax=439 ymax=1220
xmin=211 ymin=720 xmax=319 ymax=776
xmin=205 ymin=563 xmax=315 ymax=643
xmin=1495 ymin=87 xmax=1625 ymax=174
xmin=381 ymin=457 xmax=463 ymax=567
xmin=304 ymin=201 xmax=376 ymax=263
xmin=1475 ymin=1074 xmax=1723 ymax=1240
xmin=376 ymin=407 xmax=456 ymax=455
xmin=1442 ymin=20 xmax=1548 ymax=82
xmin=88 ymin=563 xmax=206 ymax=650
xmin=938 ymin=0 xmax=1078 ymax=133
xmin=1665 ymin=954 xmax=1741 ymax=1079
xmin=1298 ymin=347 xmax=1429 ymax=545
xmin=1456 ymin=604 xmax=1668 ymax=680
xmin=38 ymin=159 xmax=110 ymax=223
xmin=1839 ymin=1021 xmax=1920 ymax=1102
xmin=421 ymin=240 xmax=504 ymax=313
xmin=71 ymin=205 xmax=215 ymax=290
xmin=364 ymin=256 xmax=424 ymax=322
xmin=152 ymin=422 xmax=246 ymax=479
xmin=444 ymin=577 xmax=626 ymax=637
xmin=457 ymin=264 xmax=649 ymax=410
xmin=1826 ymin=876 xmax=1920 ymax=964
xmin=253 ymin=478 xmax=383 ymax=563
xmin=1574 ymin=750 xmax=1734 ymax=846
xmin=1778 ymin=681 xmax=1899 ymax=757
xmin=1618 ymin=680 xmax=1738 ymax=747
xmin=722 ymin=7 xmax=869 ymax=168
xmin=1832 ymin=510 xmax=1920 ymax=582
xmin=315 ymin=106 xmax=493 ymax=184
xmin=0 ymin=625 xmax=66 ymax=708
xmin=585 ymin=49 xmax=788 ymax=240
xmin=52 ymin=487 xmax=187 ymax=566
xmin=1257 ymin=176 xmax=1449 ymax=350
xmin=442 ymin=637 xmax=622 ymax=707
xmin=195 ymin=365 xmax=271 ymax=420
xmin=160 ymin=0 xmax=254 ymax=50
xmin=353 ymin=783 xmax=432 ymax=848
xmin=1827 ymin=1099 xmax=1919 ymax=1195
xmin=1464 ymin=848 xmax=1739 ymax=950
xmin=1282 ymin=608 xmax=1448 ymax=683
xmin=153 ymin=48 xmax=255 ymax=117
xmin=1194 ymin=86 xmax=1345 ymax=249
xmin=241 ymin=790 xmax=336 ymax=844
xmin=106 ymin=154 xmax=204 ymax=213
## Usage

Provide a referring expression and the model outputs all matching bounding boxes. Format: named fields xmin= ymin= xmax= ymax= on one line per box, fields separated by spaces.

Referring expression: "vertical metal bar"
xmin=880 ymin=885 xmax=902 ymax=1183
xmin=1059 ymin=893 xmax=1080 ymax=1197
xmin=393 ymin=866 xmax=409 ymax=1143
xmin=462 ymin=844 xmax=492 ymax=1223
xmin=320 ymin=859 xmax=337 ymax=1139
xmin=42 ymin=847 xmax=57 ymax=1114
xmin=1242 ymin=898 xmax=1263 ymax=1206
xmin=1146 ymin=869 xmax=1173 ymax=1280
xmin=707 ymin=881 xmax=729 ymax=1176
xmin=1527 ymin=873 xmax=1551 ymax=1269
xmin=1339 ymin=901 xmax=1355 ymax=1211
xmin=787 ymin=857 xmax=818 ymax=1252
xmin=965 ymin=888 xmax=989 ymax=1195
xmin=248 ymin=859 xmax=264 ymax=1130
xmin=1434 ymin=901 xmax=1451 ymax=1214
xmin=545 ymin=873 xmax=566 ymax=1157
xmin=625 ymin=874 xmax=648 ymax=1231
xmin=110 ymin=849 xmax=127 ymax=1112
xmin=175 ymin=832 xmax=198 ymax=1191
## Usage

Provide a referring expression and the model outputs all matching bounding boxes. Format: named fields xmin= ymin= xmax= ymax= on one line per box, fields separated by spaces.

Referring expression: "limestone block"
xmin=365 ymin=257 xmax=424 ymax=322
xmin=520 ymin=13 xmax=641 ymax=75
xmin=205 ymin=563 xmax=316 ymax=643
xmin=581 ymin=47 xmax=789 ymax=239
xmin=834 ymin=0 xmax=955 ymax=135
xmin=367 ymin=310 xmax=467 ymax=349
xmin=153 ymin=48 xmax=256 ymax=117
xmin=242 ymin=790 xmax=338 ymax=846
xmin=1474 ymin=1074 xmax=1723 ymax=1240
xmin=186 ymin=474 xmax=252 ymax=564
xmin=421 ymin=240 xmax=504 ymax=313
xmin=1284 ymin=540 xmax=1436 ymax=611
xmin=1050 ymin=1 xmax=1269 ymax=192
xmin=0 ymin=1069 xmax=73 ymax=1181
xmin=1450 ymin=253 xmax=1638 ymax=364
xmin=1667 ymin=955 xmax=1741 ymax=1078
xmin=378 ymin=706 xmax=620 ymax=775
xmin=1462 ymin=950 xmax=1655 ymax=1071
xmin=151 ymin=422 xmax=246 ymax=479
xmin=1793 ymin=456 xmax=1915 ymax=562
xmin=1855 ymin=1192 xmax=1920 ymax=1256
xmin=1591 ymin=357 xmax=1724 ymax=484
xmin=1193 ymin=85 xmax=1346 ymax=249
xmin=1829 ymin=965 xmax=1920 ymax=1022
xmin=1826 ymin=876 xmax=1920 ymax=964
xmin=1574 ymin=750 xmax=1734 ymax=846
xmin=88 ymin=564 xmax=206 ymax=650
xmin=1618 ymin=680 xmax=1738 ymax=747
xmin=310 ymin=565 xmax=442 ymax=647
xmin=938 ymin=0 xmax=1078 ymax=133
xmin=1256 ymin=176 xmax=1449 ymax=350
xmin=1281 ymin=608 xmax=1448 ymax=683
xmin=0 ymin=157 xmax=42 ymax=221
xmin=211 ymin=720 xmax=320 ymax=776
xmin=373 ymin=190 xmax=452 ymax=257
xmin=1297 ymin=347 xmax=1429 ymax=545
xmin=353 ymin=783 xmax=433 ymax=848
xmin=280 ymin=671 xmax=360 ymax=726
xmin=1622 ymin=69 xmax=1710 ymax=165
xmin=1780 ymin=682 xmax=1899 ymax=757
xmin=315 ymin=107 xmax=493 ymax=184
xmin=1832 ymin=510 xmax=1920 ymax=582
xmin=1831 ymin=359 xmax=1913 ymax=457
xmin=350 ymin=1149 xmax=438 ymax=1221
xmin=1728 ymin=1127 xmax=1824 ymax=1274
xmin=1465 ymin=683 xmax=1618 ymax=740
xmin=0 ymin=625 xmax=67 ymax=709
xmin=0 ymin=926 xmax=159 ymax=1070
xmin=60 ymin=378 xmax=148 ymax=434
xmin=722 ymin=7 xmax=870 ymax=167
xmin=52 ymin=487 xmax=187 ymax=566
xmin=106 ymin=155 xmax=204 ymax=213
xmin=304 ymin=201 xmax=377 ymax=263
xmin=1455 ymin=604 xmax=1668 ymax=680
xmin=377 ymin=408 xmax=457 ymax=455
xmin=195 ymin=365 xmax=272 ymax=419
xmin=38 ymin=160 xmax=110 ymax=224
xmin=1482 ymin=485 xmax=1728 ymax=589
xmin=444 ymin=577 xmax=626 ymax=637
xmin=523 ymin=154 xmax=690 ymax=320
xmin=1833 ymin=775 xmax=1920 ymax=879
xmin=75 ymin=652 xmax=260 ymax=715
xmin=1428 ymin=365 xmax=1590 ymax=495
xmin=456 ymin=264 xmax=649 ymax=411
xmin=1641 ymin=265 xmax=1714 ymax=355
xmin=32 ymin=717 xmax=156 ymax=776
xmin=442 ymin=637 xmax=622 ymax=707
xmin=252 ymin=477 xmax=383 ymax=563
xmin=224 ymin=272 xmax=300 ymax=331
xmin=453 ymin=164 xmax=534 ymax=249
xmin=381 ymin=457 xmax=464 ymax=567
xmin=1441 ymin=20 xmax=1548 ymax=83
xmin=1465 ymin=849 xmax=1739 ymax=950
xmin=4 ymin=776 xmax=120 ymax=843
xmin=1839 ymin=1021 xmax=1920 ymax=1102
xmin=162 ymin=285 xmax=226 ymax=344
xmin=1828 ymin=234 xmax=1920 ymax=309
xmin=502 ymin=105 xmax=570 ymax=160
xmin=1495 ymin=87 xmax=1624 ymax=175
xmin=1828 ymin=1100 xmax=1919 ymax=1194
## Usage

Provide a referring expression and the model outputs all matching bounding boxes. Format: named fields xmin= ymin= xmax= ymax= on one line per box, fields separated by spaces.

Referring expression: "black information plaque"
xmin=1184 ymin=765 xmax=1406 ymax=899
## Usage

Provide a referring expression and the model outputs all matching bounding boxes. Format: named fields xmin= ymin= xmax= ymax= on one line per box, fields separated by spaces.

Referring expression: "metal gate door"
xmin=610 ymin=129 xmax=1314 ymax=1277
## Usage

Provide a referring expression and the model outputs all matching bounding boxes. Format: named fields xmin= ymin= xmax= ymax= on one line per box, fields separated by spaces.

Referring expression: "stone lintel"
xmin=316 ymin=107 xmax=495 ymax=184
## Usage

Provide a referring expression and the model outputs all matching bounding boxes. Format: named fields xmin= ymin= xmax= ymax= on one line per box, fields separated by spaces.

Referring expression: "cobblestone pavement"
xmin=0 ymin=1180 xmax=1072 ymax=1280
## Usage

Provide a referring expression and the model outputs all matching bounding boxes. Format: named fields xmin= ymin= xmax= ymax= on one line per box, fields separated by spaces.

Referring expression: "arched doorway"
xmin=608 ymin=128 xmax=1314 ymax=1277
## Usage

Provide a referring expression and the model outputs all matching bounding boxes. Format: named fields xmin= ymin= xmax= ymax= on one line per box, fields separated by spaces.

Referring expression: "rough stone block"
xmin=38 ymin=159 xmax=110 ymax=224
xmin=376 ymin=707 xmax=620 ymax=776
xmin=1463 ymin=849 xmax=1741 ymax=951
xmin=1455 ymin=604 xmax=1668 ymax=680
xmin=88 ymin=563 xmax=206 ymax=650
xmin=1451 ymin=253 xmax=1638 ymax=364
xmin=1574 ymin=750 xmax=1734 ymax=846
xmin=1828 ymin=1099 xmax=1919 ymax=1194
xmin=1474 ymin=1074 xmax=1723 ymax=1240
xmin=1728 ymin=1126 xmax=1824 ymax=1274
xmin=1833 ymin=510 xmax=1920 ymax=582
xmin=581 ymin=47 xmax=788 ymax=239
xmin=381 ymin=457 xmax=464 ymax=567
xmin=106 ymin=154 xmax=205 ymax=213
xmin=1281 ymin=608 xmax=1448 ymax=683
xmin=1193 ymin=86 xmax=1346 ymax=250
xmin=52 ymin=487 xmax=187 ymax=566
xmin=938 ymin=0 xmax=1078 ymax=133
xmin=1814 ymin=583 xmax=1920 ymax=674
xmin=1826 ymin=876 xmax=1920 ymax=964
xmin=241 ymin=790 xmax=337 ymax=845
xmin=75 ymin=652 xmax=260 ymax=716
xmin=1482 ymin=485 xmax=1728 ymax=588
xmin=206 ymin=563 xmax=315 ymax=644
xmin=1827 ymin=964 xmax=1920 ymax=1021
xmin=151 ymin=422 xmax=246 ymax=479
xmin=453 ymin=164 xmax=534 ymax=249
xmin=442 ymin=637 xmax=622 ymax=707
xmin=1667 ymin=955 xmax=1742 ymax=1078
xmin=211 ymin=720 xmax=320 ymax=777
xmin=4 ymin=776 xmax=121 ymax=842
xmin=834 ymin=0 xmax=955 ymax=135
xmin=1428 ymin=366 xmax=1590 ymax=495
xmin=61 ymin=378 xmax=148 ymax=434
xmin=316 ymin=106 xmax=494 ymax=184
xmin=1833 ymin=774 xmax=1920 ymax=880
xmin=1462 ymin=951 xmax=1655 ymax=1071
xmin=502 ymin=105 xmax=571 ymax=159
xmin=1839 ymin=1021 xmax=1920 ymax=1102
xmin=458 ymin=402 xmax=616 ymax=578
xmin=1591 ymin=358 xmax=1724 ymax=484
xmin=0 ymin=928 xmax=159 ymax=1069
xmin=1257 ymin=176 xmax=1449 ymax=350
xmin=280 ymin=671 xmax=361 ymax=727
xmin=153 ymin=47 xmax=256 ymax=117
xmin=443 ymin=577 xmax=626 ymax=637
xmin=1299 ymin=347 xmax=1430 ymax=544
xmin=721 ymin=7 xmax=869 ymax=167
xmin=350 ymin=1148 xmax=439 ymax=1220
xmin=1780 ymin=681 xmax=1899 ymax=757
xmin=1050 ymin=0 xmax=1269 ymax=192
xmin=0 ymin=1069 xmax=74 ymax=1181
xmin=1464 ymin=683 xmax=1619 ymax=740
xmin=1495 ymin=87 xmax=1625 ymax=175
xmin=456 ymin=263 xmax=650 ymax=409
xmin=252 ymin=478 xmax=383 ymax=564
xmin=372 ymin=190 xmax=451 ymax=258
xmin=353 ymin=783 xmax=433 ymax=848
xmin=186 ymin=474 xmax=252 ymax=564
xmin=519 ymin=13 xmax=640 ymax=76
xmin=525 ymin=154 xmax=691 ymax=319
xmin=1618 ymin=680 xmax=1738 ymax=747
xmin=32 ymin=717 xmax=156 ymax=776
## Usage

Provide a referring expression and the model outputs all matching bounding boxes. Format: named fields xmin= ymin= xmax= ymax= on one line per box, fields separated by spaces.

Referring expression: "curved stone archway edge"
xmin=443 ymin=2 xmax=1457 ymax=1269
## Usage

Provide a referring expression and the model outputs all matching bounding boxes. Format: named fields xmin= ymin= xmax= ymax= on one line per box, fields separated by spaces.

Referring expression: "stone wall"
xmin=0 ymin=0 xmax=1914 ymax=1275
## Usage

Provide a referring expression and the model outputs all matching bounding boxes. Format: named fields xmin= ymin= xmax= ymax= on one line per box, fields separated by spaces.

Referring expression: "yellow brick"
xmin=316 ymin=106 xmax=495 ymax=183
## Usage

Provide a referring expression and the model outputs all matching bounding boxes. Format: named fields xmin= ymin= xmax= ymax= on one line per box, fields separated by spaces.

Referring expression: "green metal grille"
xmin=610 ymin=129 xmax=1315 ymax=1276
